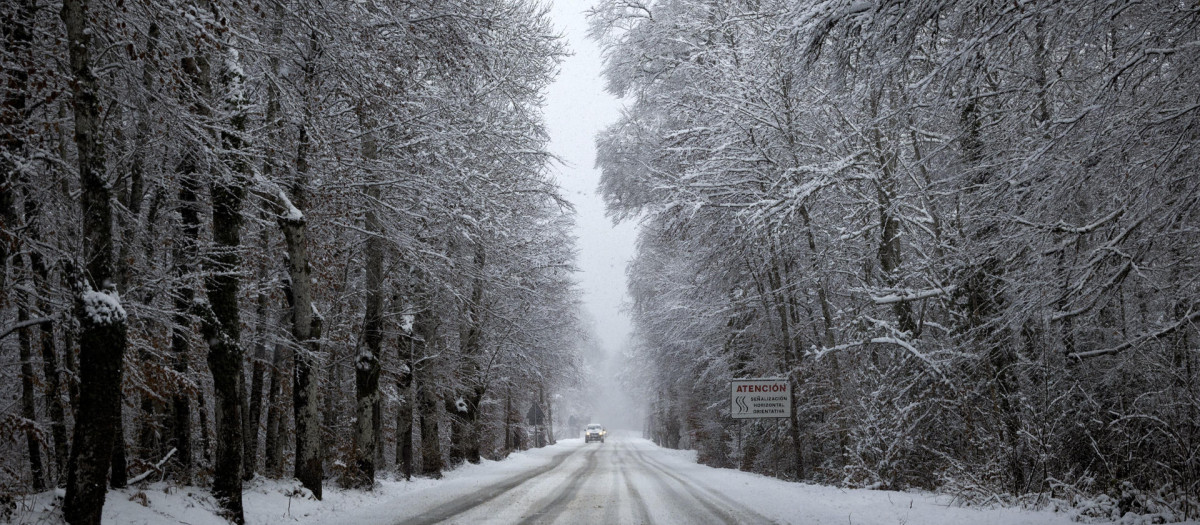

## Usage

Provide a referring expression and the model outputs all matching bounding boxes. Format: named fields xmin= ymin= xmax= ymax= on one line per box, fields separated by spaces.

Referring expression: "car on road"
xmin=584 ymin=423 xmax=605 ymax=443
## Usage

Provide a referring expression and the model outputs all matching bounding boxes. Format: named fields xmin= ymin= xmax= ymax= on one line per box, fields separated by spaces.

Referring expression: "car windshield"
xmin=587 ymin=425 xmax=601 ymax=430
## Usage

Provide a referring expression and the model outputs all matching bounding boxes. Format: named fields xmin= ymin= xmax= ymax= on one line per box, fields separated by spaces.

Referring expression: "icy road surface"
xmin=389 ymin=437 xmax=764 ymax=524
xmin=331 ymin=432 xmax=1082 ymax=525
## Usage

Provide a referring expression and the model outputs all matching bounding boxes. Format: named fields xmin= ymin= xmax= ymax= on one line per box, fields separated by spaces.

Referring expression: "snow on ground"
xmin=5 ymin=444 xmax=573 ymax=525
xmin=5 ymin=433 xmax=1195 ymax=524
xmin=642 ymin=444 xmax=1081 ymax=525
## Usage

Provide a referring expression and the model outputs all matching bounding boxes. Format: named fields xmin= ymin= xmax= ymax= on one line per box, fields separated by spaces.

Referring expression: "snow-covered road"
xmin=325 ymin=432 xmax=1083 ymax=525
xmin=389 ymin=437 xmax=769 ymax=524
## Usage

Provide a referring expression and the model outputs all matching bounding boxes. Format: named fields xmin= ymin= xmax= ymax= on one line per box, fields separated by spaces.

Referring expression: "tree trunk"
xmin=504 ymin=385 xmax=513 ymax=452
xmin=200 ymin=44 xmax=250 ymax=521
xmin=283 ymin=101 xmax=324 ymax=498
xmin=242 ymin=223 xmax=271 ymax=481
xmin=167 ymin=160 xmax=200 ymax=482
xmin=545 ymin=389 xmax=555 ymax=446
xmin=107 ymin=109 xmax=132 ymax=488
xmin=198 ymin=385 xmax=213 ymax=468
xmin=292 ymin=307 xmax=323 ymax=498
xmin=38 ymin=320 xmax=67 ymax=485
xmin=396 ymin=349 xmax=414 ymax=480
xmin=202 ymin=171 xmax=247 ymax=525
xmin=136 ymin=389 xmax=163 ymax=472
xmin=258 ymin=0 xmax=286 ymax=482
xmin=59 ymin=0 xmax=127 ymax=520
xmin=60 ymin=0 xmax=129 ymax=521
xmin=393 ymin=291 xmax=414 ymax=479
xmin=419 ymin=380 xmax=443 ymax=478
xmin=245 ymin=282 xmax=269 ymax=479
xmin=283 ymin=28 xmax=325 ymax=499
xmin=869 ymin=91 xmax=917 ymax=336
xmin=18 ymin=300 xmax=46 ymax=491
xmin=415 ymin=304 xmax=442 ymax=478
xmin=61 ymin=293 xmax=80 ymax=415
xmin=350 ymin=106 xmax=383 ymax=489
xmin=450 ymin=243 xmax=487 ymax=464
xmin=109 ymin=410 xmax=128 ymax=489
xmin=960 ymin=85 xmax=1025 ymax=495
xmin=240 ymin=371 xmax=253 ymax=482
xmin=263 ymin=340 xmax=287 ymax=477
xmin=30 ymin=245 xmax=68 ymax=484
xmin=13 ymin=166 xmax=65 ymax=491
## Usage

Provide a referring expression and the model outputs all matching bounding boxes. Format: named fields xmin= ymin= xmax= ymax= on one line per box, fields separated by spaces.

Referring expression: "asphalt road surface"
xmin=394 ymin=434 xmax=774 ymax=525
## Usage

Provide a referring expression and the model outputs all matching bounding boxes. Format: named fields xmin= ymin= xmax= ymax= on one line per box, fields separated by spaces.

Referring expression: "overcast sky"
xmin=545 ymin=1 xmax=638 ymax=356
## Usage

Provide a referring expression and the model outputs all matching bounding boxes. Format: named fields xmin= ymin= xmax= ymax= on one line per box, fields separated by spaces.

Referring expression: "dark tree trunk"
xmin=419 ymin=380 xmax=443 ymax=478
xmin=324 ymin=345 xmax=341 ymax=467
xmin=60 ymin=0 xmax=130 ymax=521
xmin=109 ymin=407 xmax=128 ymax=488
xmin=447 ymin=407 xmax=467 ymax=467
xmin=5 ymin=0 xmax=55 ymax=492
xmin=504 ymin=385 xmax=513 ymax=452
xmin=245 ymin=283 xmax=269 ymax=479
xmin=411 ymin=300 xmax=442 ymax=478
xmin=18 ymin=301 xmax=46 ymax=491
xmin=191 ymin=25 xmax=254 ymax=520
xmin=960 ymin=90 xmax=1025 ymax=495
xmin=29 ymin=244 xmax=68 ymax=484
xmin=263 ymin=341 xmax=288 ymax=478
xmin=240 ymin=370 xmax=253 ymax=482
xmin=396 ymin=353 xmax=414 ymax=480
xmin=259 ymin=0 xmax=286 ymax=482
xmin=198 ymin=391 xmax=212 ymax=467
xmin=61 ymin=304 xmax=79 ymax=414
xmin=243 ymin=226 xmax=271 ymax=481
xmin=869 ymin=93 xmax=917 ymax=336
xmin=449 ymin=243 xmax=487 ymax=464
xmin=202 ymin=119 xmax=249 ymax=525
xmin=202 ymin=178 xmax=247 ymax=523
xmin=292 ymin=310 xmax=323 ymax=498
xmin=544 ymin=389 xmax=554 ymax=446
xmin=137 ymin=391 xmax=164 ymax=471
xmin=174 ymin=33 xmax=219 ymax=490
xmin=38 ymin=316 xmax=67 ymax=485
xmin=537 ymin=387 xmax=549 ymax=448
xmin=167 ymin=161 xmax=200 ymax=482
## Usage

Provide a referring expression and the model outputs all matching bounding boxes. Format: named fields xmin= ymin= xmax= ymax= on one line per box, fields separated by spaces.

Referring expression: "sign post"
xmin=730 ymin=378 xmax=791 ymax=419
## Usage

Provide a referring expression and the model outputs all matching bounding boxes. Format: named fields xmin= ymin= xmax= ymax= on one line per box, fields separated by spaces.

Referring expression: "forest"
xmin=592 ymin=0 xmax=1200 ymax=522
xmin=0 ymin=0 xmax=590 ymax=523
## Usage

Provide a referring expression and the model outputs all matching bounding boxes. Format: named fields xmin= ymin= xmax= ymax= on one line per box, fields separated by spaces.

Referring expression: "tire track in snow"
xmin=630 ymin=446 xmax=775 ymax=524
xmin=614 ymin=441 xmax=651 ymax=524
xmin=393 ymin=445 xmax=585 ymax=525
xmin=517 ymin=445 xmax=602 ymax=524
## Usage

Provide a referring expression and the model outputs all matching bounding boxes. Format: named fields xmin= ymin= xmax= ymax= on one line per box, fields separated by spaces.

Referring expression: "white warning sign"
xmin=730 ymin=378 xmax=791 ymax=419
